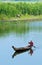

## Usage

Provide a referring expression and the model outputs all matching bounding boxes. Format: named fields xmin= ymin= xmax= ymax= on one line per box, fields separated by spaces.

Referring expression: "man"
xmin=28 ymin=41 xmax=34 ymax=48
xmin=28 ymin=41 xmax=34 ymax=55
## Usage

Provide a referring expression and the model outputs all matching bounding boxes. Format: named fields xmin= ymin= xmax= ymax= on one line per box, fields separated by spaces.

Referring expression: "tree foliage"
xmin=0 ymin=2 xmax=42 ymax=17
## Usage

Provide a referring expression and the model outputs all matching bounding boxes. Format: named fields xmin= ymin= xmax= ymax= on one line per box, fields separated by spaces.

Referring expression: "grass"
xmin=20 ymin=14 xmax=42 ymax=20
xmin=0 ymin=14 xmax=42 ymax=21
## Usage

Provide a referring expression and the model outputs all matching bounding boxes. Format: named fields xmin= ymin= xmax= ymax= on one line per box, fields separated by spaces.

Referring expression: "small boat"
xmin=12 ymin=41 xmax=35 ymax=52
xmin=12 ymin=41 xmax=35 ymax=58
xmin=12 ymin=46 xmax=31 ymax=52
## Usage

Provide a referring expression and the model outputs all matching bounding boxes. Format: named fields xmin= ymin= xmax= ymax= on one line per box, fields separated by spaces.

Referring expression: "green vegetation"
xmin=0 ymin=2 xmax=42 ymax=20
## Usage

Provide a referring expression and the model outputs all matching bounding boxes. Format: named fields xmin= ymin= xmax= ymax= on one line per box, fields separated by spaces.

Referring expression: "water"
xmin=0 ymin=21 xmax=42 ymax=65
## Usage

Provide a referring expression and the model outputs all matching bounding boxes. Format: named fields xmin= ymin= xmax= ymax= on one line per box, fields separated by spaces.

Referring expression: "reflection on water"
xmin=12 ymin=50 xmax=28 ymax=58
xmin=12 ymin=51 xmax=29 ymax=58
xmin=0 ymin=21 xmax=42 ymax=65
xmin=0 ymin=21 xmax=42 ymax=36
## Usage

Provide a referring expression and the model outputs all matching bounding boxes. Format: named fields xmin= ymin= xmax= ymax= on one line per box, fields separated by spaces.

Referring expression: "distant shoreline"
xmin=0 ymin=18 xmax=42 ymax=22
xmin=0 ymin=15 xmax=42 ymax=22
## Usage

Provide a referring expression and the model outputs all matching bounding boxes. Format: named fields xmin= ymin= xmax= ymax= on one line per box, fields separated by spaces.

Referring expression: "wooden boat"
xmin=12 ymin=41 xmax=35 ymax=58
xmin=12 ymin=46 xmax=31 ymax=52
xmin=12 ymin=41 xmax=34 ymax=52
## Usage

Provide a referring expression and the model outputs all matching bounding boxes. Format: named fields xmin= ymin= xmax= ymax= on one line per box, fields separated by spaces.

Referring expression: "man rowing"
xmin=12 ymin=41 xmax=35 ymax=55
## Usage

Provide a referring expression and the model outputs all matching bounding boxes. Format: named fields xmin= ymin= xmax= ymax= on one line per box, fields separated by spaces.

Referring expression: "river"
xmin=0 ymin=20 xmax=42 ymax=65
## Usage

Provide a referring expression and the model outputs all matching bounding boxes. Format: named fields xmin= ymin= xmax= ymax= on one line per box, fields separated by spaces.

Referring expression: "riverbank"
xmin=0 ymin=15 xmax=42 ymax=22
xmin=0 ymin=2 xmax=42 ymax=22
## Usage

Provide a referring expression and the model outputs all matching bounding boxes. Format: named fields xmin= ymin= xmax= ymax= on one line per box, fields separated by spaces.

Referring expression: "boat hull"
xmin=12 ymin=46 xmax=31 ymax=52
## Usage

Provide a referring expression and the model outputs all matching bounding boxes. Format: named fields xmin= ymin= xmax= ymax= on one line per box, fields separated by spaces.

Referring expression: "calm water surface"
xmin=0 ymin=21 xmax=42 ymax=65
